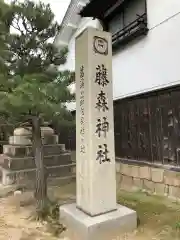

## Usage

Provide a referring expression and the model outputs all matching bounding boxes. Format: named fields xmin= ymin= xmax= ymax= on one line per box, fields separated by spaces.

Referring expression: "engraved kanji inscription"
xmin=95 ymin=64 xmax=109 ymax=87
xmin=96 ymin=91 xmax=109 ymax=112
xmin=80 ymin=66 xmax=85 ymax=89
xmin=95 ymin=117 xmax=109 ymax=138
xmin=79 ymin=65 xmax=85 ymax=153
xmin=96 ymin=144 xmax=110 ymax=164
xmin=80 ymin=144 xmax=85 ymax=154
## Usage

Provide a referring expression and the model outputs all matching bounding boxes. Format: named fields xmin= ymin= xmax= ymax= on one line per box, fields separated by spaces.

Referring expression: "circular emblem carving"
xmin=93 ymin=36 xmax=108 ymax=55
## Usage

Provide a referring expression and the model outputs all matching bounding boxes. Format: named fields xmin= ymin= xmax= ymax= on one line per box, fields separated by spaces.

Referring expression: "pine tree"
xmin=0 ymin=0 xmax=74 ymax=217
xmin=0 ymin=0 xmax=10 ymax=73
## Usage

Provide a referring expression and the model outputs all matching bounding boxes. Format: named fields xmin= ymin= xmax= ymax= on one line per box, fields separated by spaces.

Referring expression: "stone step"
xmin=0 ymin=164 xmax=75 ymax=185
xmin=9 ymin=134 xmax=58 ymax=145
xmin=3 ymin=144 xmax=66 ymax=157
xmin=0 ymin=153 xmax=72 ymax=171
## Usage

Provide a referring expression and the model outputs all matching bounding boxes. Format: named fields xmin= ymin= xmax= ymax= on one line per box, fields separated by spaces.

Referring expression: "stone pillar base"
xmin=60 ymin=203 xmax=137 ymax=240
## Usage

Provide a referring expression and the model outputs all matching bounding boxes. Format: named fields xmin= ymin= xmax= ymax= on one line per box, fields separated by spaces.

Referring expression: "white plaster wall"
xmin=147 ymin=0 xmax=180 ymax=29
xmin=60 ymin=0 xmax=180 ymax=110
xmin=59 ymin=38 xmax=75 ymax=71
xmin=59 ymin=17 xmax=102 ymax=71
xmin=113 ymin=0 xmax=180 ymax=99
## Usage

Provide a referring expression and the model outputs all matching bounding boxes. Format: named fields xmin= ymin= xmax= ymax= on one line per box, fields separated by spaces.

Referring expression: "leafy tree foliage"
xmin=0 ymin=0 xmax=10 ymax=73
xmin=0 ymin=0 xmax=74 ymax=216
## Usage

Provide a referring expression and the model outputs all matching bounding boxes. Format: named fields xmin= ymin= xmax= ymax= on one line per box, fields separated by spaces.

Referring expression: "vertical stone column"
xmin=60 ymin=28 xmax=136 ymax=240
xmin=76 ymin=27 xmax=116 ymax=216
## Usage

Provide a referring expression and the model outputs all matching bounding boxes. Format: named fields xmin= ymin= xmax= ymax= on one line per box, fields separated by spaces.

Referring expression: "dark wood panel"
xmin=129 ymin=100 xmax=139 ymax=160
xmin=167 ymin=90 xmax=180 ymax=166
xmin=148 ymin=95 xmax=162 ymax=163
xmin=114 ymin=85 xmax=180 ymax=166
xmin=137 ymin=98 xmax=150 ymax=161
xmin=64 ymin=85 xmax=180 ymax=167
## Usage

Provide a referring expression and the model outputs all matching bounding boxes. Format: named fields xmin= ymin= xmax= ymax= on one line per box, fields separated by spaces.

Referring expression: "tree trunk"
xmin=32 ymin=116 xmax=47 ymax=216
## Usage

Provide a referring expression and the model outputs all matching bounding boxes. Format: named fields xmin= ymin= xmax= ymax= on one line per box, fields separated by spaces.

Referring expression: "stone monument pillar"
xmin=76 ymin=27 xmax=116 ymax=216
xmin=60 ymin=28 xmax=137 ymax=240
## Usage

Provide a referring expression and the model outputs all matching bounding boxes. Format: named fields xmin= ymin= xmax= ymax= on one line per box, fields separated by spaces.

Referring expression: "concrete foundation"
xmin=60 ymin=203 xmax=137 ymax=240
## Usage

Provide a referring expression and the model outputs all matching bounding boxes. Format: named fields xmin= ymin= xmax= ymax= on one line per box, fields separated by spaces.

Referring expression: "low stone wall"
xmin=116 ymin=161 xmax=180 ymax=200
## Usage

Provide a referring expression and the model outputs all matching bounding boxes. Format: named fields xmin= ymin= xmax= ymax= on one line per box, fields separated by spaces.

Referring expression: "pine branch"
xmin=0 ymin=0 xmax=74 ymax=129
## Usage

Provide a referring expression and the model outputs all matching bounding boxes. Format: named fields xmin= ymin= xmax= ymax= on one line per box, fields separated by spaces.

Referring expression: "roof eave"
xmin=80 ymin=0 xmax=124 ymax=19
